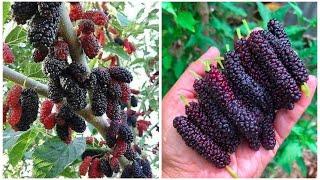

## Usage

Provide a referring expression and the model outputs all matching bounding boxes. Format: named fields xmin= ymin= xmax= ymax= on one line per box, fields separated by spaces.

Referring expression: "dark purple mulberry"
xmin=11 ymin=2 xmax=38 ymax=25
xmin=37 ymin=2 xmax=61 ymax=19
xmin=91 ymin=87 xmax=107 ymax=116
xmin=121 ymin=164 xmax=133 ymax=178
xmin=267 ymin=19 xmax=291 ymax=47
xmin=124 ymin=144 xmax=136 ymax=161
xmin=106 ymin=99 xmax=121 ymax=120
xmin=260 ymin=30 xmax=308 ymax=86
xmin=109 ymin=66 xmax=133 ymax=83
xmin=132 ymin=160 xmax=146 ymax=178
xmin=223 ymin=50 xmax=274 ymax=113
xmin=48 ymin=78 xmax=64 ymax=103
xmin=141 ymin=159 xmax=152 ymax=178
xmin=248 ymin=30 xmax=301 ymax=110
xmin=56 ymin=124 xmax=72 ymax=144
xmin=118 ymin=124 xmax=134 ymax=143
xmin=105 ymin=120 xmax=121 ymax=148
xmin=130 ymin=95 xmax=138 ymax=107
xmin=42 ymin=56 xmax=68 ymax=78
xmin=58 ymin=104 xmax=86 ymax=133
xmin=173 ymin=116 xmax=231 ymax=168
xmin=100 ymin=158 xmax=113 ymax=177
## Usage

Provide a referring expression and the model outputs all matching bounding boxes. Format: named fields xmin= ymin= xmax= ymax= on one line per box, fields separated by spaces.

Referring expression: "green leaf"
xmin=174 ymin=59 xmax=186 ymax=78
xmin=60 ymin=166 xmax=79 ymax=178
xmin=285 ymin=25 xmax=306 ymax=39
xmin=5 ymin=26 xmax=27 ymax=44
xmin=220 ymin=2 xmax=247 ymax=17
xmin=257 ymin=2 xmax=271 ymax=28
xmin=116 ymin=12 xmax=130 ymax=27
xmin=271 ymin=4 xmax=291 ymax=20
xmin=103 ymin=43 xmax=130 ymax=60
xmin=8 ymin=128 xmax=38 ymax=167
xmin=162 ymin=2 xmax=176 ymax=17
xmin=175 ymin=12 xmax=197 ymax=32
xmin=3 ymin=128 xmax=22 ymax=151
xmin=32 ymin=137 xmax=86 ymax=178
xmin=277 ymin=141 xmax=302 ymax=174
xmin=162 ymin=48 xmax=173 ymax=70
xmin=3 ymin=2 xmax=11 ymax=23
xmin=288 ymin=2 xmax=303 ymax=17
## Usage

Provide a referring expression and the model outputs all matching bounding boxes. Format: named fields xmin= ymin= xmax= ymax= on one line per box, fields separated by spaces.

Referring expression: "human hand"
xmin=162 ymin=47 xmax=317 ymax=178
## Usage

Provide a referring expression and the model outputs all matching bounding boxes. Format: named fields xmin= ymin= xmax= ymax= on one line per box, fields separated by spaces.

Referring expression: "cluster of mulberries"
xmin=173 ymin=19 xmax=309 ymax=168
xmin=4 ymin=85 xmax=39 ymax=131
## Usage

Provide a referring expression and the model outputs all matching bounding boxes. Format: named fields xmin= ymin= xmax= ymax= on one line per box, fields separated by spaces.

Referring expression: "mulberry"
xmin=79 ymin=156 xmax=92 ymax=176
xmin=56 ymin=124 xmax=72 ymax=144
xmin=69 ymin=2 xmax=83 ymax=21
xmin=90 ymin=68 xmax=111 ymax=87
xmin=106 ymin=120 xmax=121 ymax=148
xmin=120 ymin=83 xmax=131 ymax=104
xmin=80 ymin=33 xmax=100 ymax=59
xmin=124 ymin=144 xmax=136 ymax=161
xmin=109 ymin=66 xmax=133 ymax=83
xmin=100 ymin=158 xmax=113 ymax=177
xmin=40 ymin=99 xmax=54 ymax=123
xmin=17 ymin=88 xmax=39 ymax=130
xmin=91 ymin=87 xmax=107 ymax=116
xmin=88 ymin=158 xmax=103 ymax=178
xmin=33 ymin=48 xmax=48 ymax=62
xmin=83 ymin=10 xmax=108 ymax=26
xmin=223 ymin=50 xmax=274 ymax=113
xmin=106 ymin=99 xmax=121 ymax=120
xmin=28 ymin=14 xmax=59 ymax=49
xmin=81 ymin=148 xmax=105 ymax=160
xmin=248 ymin=30 xmax=301 ymax=110
xmin=121 ymin=164 xmax=133 ymax=178
xmin=78 ymin=19 xmax=95 ymax=34
xmin=137 ymin=120 xmax=151 ymax=137
xmin=11 ymin=2 xmax=38 ymax=25
xmin=43 ymin=113 xmax=57 ymax=130
xmin=132 ymin=160 xmax=146 ymax=178
xmin=259 ymin=114 xmax=276 ymax=150
xmin=58 ymin=104 xmax=86 ymax=133
xmin=173 ymin=116 xmax=230 ymax=168
xmin=48 ymin=78 xmax=64 ymax=103
xmin=203 ymin=66 xmax=260 ymax=150
xmin=130 ymin=95 xmax=138 ymax=107
xmin=37 ymin=2 xmax=61 ymax=19
xmin=261 ymin=30 xmax=308 ymax=86
xmin=112 ymin=140 xmax=127 ymax=158
xmin=8 ymin=106 xmax=22 ymax=127
xmin=107 ymin=80 xmax=122 ymax=99
xmin=42 ymin=56 xmax=68 ymax=78
xmin=65 ymin=88 xmax=87 ymax=111
xmin=118 ymin=124 xmax=134 ymax=143
xmin=3 ymin=43 xmax=15 ymax=64
xmin=51 ymin=40 xmax=69 ymax=61
xmin=6 ymin=85 xmax=22 ymax=108
xmin=141 ymin=159 xmax=152 ymax=178
xmin=109 ymin=157 xmax=120 ymax=173
xmin=267 ymin=19 xmax=291 ymax=47
xmin=127 ymin=110 xmax=138 ymax=127
xmin=123 ymin=39 xmax=136 ymax=54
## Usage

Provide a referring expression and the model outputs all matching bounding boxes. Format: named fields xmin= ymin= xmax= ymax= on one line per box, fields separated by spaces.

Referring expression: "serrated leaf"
xmin=32 ymin=137 xmax=86 ymax=178
xmin=103 ymin=43 xmax=130 ymax=60
xmin=220 ymin=2 xmax=247 ymax=17
xmin=8 ymin=128 xmax=38 ymax=167
xmin=277 ymin=141 xmax=302 ymax=174
xmin=174 ymin=59 xmax=186 ymax=78
xmin=175 ymin=12 xmax=197 ymax=32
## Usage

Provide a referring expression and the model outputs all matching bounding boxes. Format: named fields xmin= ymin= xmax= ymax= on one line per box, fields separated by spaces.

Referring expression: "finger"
xmin=274 ymin=75 xmax=317 ymax=142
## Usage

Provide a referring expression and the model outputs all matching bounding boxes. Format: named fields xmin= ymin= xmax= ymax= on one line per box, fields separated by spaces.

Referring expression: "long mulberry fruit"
xmin=109 ymin=157 xmax=120 ymax=173
xmin=42 ymin=56 xmax=68 ymax=78
xmin=37 ymin=2 xmax=61 ymax=19
xmin=40 ymin=99 xmax=54 ymax=123
xmin=56 ymin=124 xmax=72 ymax=144
xmin=83 ymin=10 xmax=108 ymax=26
xmin=3 ymin=43 xmax=15 ymax=64
xmin=112 ymin=140 xmax=127 ymax=158
xmin=8 ymin=106 xmax=22 ymax=127
xmin=173 ymin=116 xmax=230 ymax=168
xmin=88 ymin=158 xmax=103 ymax=178
xmin=118 ymin=124 xmax=134 ymax=143
xmin=223 ymin=50 xmax=273 ymax=113
xmin=80 ymin=33 xmax=100 ymax=59
xmin=267 ymin=19 xmax=291 ymax=47
xmin=58 ymin=104 xmax=86 ymax=133
xmin=6 ymin=85 xmax=22 ymax=108
xmin=69 ymin=2 xmax=83 ymax=21
xmin=100 ymin=158 xmax=113 ymax=177
xmin=91 ymin=87 xmax=107 ymax=116
xmin=48 ymin=78 xmax=64 ymax=103
xmin=248 ymin=30 xmax=301 ymax=110
xmin=79 ymin=156 xmax=92 ymax=176
xmin=78 ymin=19 xmax=95 ymax=34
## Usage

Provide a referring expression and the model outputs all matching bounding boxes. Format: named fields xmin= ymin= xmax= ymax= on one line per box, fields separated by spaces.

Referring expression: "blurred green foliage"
xmin=162 ymin=2 xmax=317 ymax=177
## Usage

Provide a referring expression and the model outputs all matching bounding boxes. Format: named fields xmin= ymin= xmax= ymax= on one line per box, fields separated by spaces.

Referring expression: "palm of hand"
xmin=162 ymin=47 xmax=317 ymax=178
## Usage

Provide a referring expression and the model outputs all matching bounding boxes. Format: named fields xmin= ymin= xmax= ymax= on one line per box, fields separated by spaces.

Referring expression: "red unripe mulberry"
xmin=79 ymin=156 xmax=93 ymax=176
xmin=43 ymin=113 xmax=57 ymax=130
xmin=88 ymin=158 xmax=103 ymax=178
xmin=40 ymin=99 xmax=54 ymax=123
xmin=69 ymin=2 xmax=83 ymax=21
xmin=6 ymin=85 xmax=22 ymax=108
xmin=3 ymin=43 xmax=15 ymax=64
xmin=83 ymin=10 xmax=108 ymax=26
xmin=80 ymin=34 xmax=100 ymax=59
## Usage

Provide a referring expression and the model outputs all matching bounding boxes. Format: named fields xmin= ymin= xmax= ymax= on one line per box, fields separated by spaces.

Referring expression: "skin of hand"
xmin=162 ymin=47 xmax=317 ymax=178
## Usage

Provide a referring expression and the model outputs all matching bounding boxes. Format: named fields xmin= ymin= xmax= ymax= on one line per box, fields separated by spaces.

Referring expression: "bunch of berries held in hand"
xmin=4 ymin=85 xmax=39 ymax=131
xmin=173 ymin=19 xmax=310 ymax=168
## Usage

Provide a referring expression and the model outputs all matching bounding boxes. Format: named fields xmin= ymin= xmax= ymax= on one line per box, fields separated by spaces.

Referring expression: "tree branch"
xmin=3 ymin=66 xmax=48 ymax=97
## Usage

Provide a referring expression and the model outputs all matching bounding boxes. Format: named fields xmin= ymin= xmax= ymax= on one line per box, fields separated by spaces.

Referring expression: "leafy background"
xmin=162 ymin=2 xmax=317 ymax=178
xmin=3 ymin=2 xmax=159 ymax=178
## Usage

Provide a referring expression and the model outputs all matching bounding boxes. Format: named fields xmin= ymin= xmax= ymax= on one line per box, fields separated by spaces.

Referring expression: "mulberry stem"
xmin=236 ymin=28 xmax=242 ymax=39
xmin=179 ymin=94 xmax=189 ymax=106
xmin=203 ymin=60 xmax=211 ymax=72
xmin=301 ymin=82 xmax=310 ymax=97
xmin=226 ymin=44 xmax=230 ymax=51
xmin=242 ymin=19 xmax=251 ymax=34
xmin=215 ymin=56 xmax=224 ymax=69
xmin=225 ymin=166 xmax=239 ymax=178
xmin=189 ymin=70 xmax=202 ymax=80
